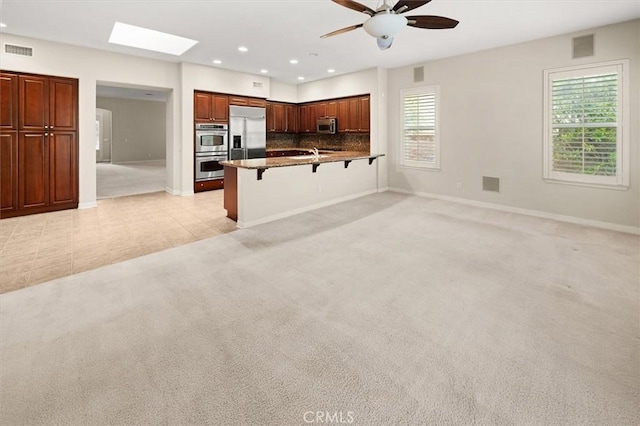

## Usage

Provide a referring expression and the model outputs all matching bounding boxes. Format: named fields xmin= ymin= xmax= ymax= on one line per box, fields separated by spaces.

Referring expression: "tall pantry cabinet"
xmin=0 ymin=71 xmax=78 ymax=218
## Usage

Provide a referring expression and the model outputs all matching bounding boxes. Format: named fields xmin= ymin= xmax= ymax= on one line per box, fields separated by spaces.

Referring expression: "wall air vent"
xmin=4 ymin=44 xmax=33 ymax=57
xmin=572 ymin=34 xmax=594 ymax=59
xmin=413 ymin=66 xmax=424 ymax=83
xmin=253 ymin=81 xmax=263 ymax=89
xmin=482 ymin=176 xmax=500 ymax=192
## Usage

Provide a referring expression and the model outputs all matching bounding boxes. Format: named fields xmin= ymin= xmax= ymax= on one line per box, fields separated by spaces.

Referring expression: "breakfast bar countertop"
xmin=221 ymin=151 xmax=385 ymax=170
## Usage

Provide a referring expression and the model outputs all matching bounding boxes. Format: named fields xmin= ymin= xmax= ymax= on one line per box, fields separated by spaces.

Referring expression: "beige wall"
xmin=387 ymin=19 xmax=639 ymax=230
xmin=96 ymin=97 xmax=166 ymax=163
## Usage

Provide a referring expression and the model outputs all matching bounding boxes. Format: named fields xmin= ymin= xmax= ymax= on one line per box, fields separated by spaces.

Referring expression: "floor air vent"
xmin=483 ymin=176 xmax=500 ymax=192
xmin=4 ymin=44 xmax=33 ymax=56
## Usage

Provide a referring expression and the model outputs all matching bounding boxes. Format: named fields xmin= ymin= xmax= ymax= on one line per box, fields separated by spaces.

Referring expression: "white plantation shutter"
xmin=544 ymin=61 xmax=628 ymax=188
xmin=401 ymin=86 xmax=440 ymax=169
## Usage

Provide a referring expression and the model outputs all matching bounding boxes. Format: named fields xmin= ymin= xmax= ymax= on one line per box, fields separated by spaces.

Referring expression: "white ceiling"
xmin=2 ymin=0 xmax=638 ymax=86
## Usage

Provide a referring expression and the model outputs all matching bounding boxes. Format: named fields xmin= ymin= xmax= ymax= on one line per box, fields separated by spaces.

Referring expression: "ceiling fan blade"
xmin=406 ymin=15 xmax=459 ymax=29
xmin=332 ymin=0 xmax=375 ymax=16
xmin=393 ymin=0 xmax=432 ymax=14
xmin=321 ymin=23 xmax=364 ymax=38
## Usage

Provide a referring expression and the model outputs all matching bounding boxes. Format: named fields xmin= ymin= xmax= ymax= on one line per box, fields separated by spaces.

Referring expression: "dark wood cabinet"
xmin=19 ymin=75 xmax=48 ymax=130
xmin=49 ymin=78 xmax=78 ymax=131
xmin=49 ymin=131 xmax=77 ymax=206
xmin=336 ymin=96 xmax=370 ymax=133
xmin=194 ymin=92 xmax=228 ymax=123
xmin=327 ymin=101 xmax=337 ymax=118
xmin=298 ymin=104 xmax=318 ymax=133
xmin=267 ymin=102 xmax=297 ymax=133
xmin=0 ymin=131 xmax=18 ymax=214
xmin=337 ymin=99 xmax=349 ymax=133
xmin=266 ymin=103 xmax=285 ymax=132
xmin=285 ymin=104 xmax=298 ymax=133
xmin=1 ymin=71 xmax=78 ymax=218
xmin=18 ymin=132 xmax=48 ymax=211
xmin=229 ymin=96 xmax=266 ymax=107
xmin=0 ymin=73 xmax=18 ymax=130
xmin=358 ymin=96 xmax=370 ymax=132
xmin=316 ymin=102 xmax=327 ymax=119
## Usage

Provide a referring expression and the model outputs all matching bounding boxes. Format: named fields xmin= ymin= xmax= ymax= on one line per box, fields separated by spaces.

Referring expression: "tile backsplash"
xmin=267 ymin=133 xmax=370 ymax=153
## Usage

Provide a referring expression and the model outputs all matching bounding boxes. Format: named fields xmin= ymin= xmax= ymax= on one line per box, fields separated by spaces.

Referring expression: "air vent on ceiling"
xmin=4 ymin=43 xmax=33 ymax=57
xmin=572 ymin=34 xmax=594 ymax=59
xmin=413 ymin=66 xmax=424 ymax=83
xmin=482 ymin=176 xmax=500 ymax=192
xmin=253 ymin=81 xmax=263 ymax=89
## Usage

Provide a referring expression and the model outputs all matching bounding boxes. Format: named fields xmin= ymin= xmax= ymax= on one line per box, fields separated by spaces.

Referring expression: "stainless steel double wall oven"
xmin=195 ymin=123 xmax=228 ymax=181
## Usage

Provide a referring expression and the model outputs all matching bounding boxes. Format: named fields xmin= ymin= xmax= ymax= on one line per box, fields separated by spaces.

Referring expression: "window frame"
xmin=543 ymin=59 xmax=629 ymax=189
xmin=400 ymin=85 xmax=441 ymax=170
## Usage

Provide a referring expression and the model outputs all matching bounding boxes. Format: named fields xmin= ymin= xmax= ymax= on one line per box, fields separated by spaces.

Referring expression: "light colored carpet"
xmin=1 ymin=192 xmax=638 ymax=425
xmin=97 ymin=160 xmax=166 ymax=199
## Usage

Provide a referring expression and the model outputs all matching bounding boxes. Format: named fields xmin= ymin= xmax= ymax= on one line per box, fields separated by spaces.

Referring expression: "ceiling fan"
xmin=321 ymin=0 xmax=459 ymax=50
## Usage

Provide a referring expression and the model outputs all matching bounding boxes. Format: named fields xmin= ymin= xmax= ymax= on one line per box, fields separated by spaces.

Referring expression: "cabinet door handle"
xmin=45 ymin=133 xmax=48 ymax=136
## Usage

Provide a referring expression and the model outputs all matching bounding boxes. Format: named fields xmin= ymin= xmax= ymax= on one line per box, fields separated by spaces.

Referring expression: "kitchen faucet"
xmin=311 ymin=147 xmax=319 ymax=160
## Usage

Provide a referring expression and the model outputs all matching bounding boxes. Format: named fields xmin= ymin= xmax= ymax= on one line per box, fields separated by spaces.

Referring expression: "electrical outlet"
xmin=456 ymin=182 xmax=462 ymax=189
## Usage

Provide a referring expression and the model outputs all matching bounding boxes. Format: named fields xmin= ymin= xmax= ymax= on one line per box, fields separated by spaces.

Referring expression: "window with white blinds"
xmin=401 ymin=86 xmax=440 ymax=169
xmin=544 ymin=61 xmax=629 ymax=188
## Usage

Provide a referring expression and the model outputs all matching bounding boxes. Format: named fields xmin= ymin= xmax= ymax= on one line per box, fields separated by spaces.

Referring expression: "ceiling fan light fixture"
xmin=376 ymin=36 xmax=394 ymax=50
xmin=363 ymin=13 xmax=407 ymax=39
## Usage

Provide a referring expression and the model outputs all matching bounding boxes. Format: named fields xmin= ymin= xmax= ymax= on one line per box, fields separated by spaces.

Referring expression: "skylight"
xmin=108 ymin=22 xmax=198 ymax=56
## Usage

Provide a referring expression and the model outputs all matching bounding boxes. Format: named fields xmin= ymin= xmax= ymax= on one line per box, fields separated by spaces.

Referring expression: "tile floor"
xmin=0 ymin=190 xmax=236 ymax=294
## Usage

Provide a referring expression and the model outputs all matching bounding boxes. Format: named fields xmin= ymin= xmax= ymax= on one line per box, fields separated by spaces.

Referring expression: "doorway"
xmin=95 ymin=84 xmax=169 ymax=199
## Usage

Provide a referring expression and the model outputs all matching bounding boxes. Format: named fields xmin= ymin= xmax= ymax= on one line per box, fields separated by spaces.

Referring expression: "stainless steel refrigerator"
xmin=229 ymin=105 xmax=266 ymax=160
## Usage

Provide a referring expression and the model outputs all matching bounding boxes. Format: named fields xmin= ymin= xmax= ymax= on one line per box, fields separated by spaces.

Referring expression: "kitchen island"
xmin=222 ymin=151 xmax=385 ymax=228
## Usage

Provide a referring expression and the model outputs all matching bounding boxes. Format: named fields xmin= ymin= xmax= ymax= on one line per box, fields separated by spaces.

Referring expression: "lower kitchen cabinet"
xmin=194 ymin=179 xmax=224 ymax=192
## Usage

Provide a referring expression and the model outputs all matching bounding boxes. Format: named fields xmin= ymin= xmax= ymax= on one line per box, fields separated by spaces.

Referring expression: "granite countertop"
xmin=221 ymin=151 xmax=385 ymax=170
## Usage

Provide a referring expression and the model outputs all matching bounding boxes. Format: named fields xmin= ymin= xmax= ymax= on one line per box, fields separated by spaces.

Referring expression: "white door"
xmin=96 ymin=108 xmax=112 ymax=162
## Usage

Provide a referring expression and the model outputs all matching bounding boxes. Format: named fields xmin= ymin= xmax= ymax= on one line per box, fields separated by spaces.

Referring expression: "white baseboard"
xmin=110 ymin=159 xmax=166 ymax=165
xmin=238 ymin=189 xmax=378 ymax=229
xmin=388 ymin=187 xmax=640 ymax=235
xmin=78 ymin=201 xmax=97 ymax=209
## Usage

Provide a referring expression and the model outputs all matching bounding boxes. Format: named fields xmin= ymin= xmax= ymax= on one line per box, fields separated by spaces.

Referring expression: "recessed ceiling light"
xmin=213 ymin=59 xmax=222 ymax=64
xmin=108 ymin=22 xmax=198 ymax=56
xmin=260 ymin=69 xmax=268 ymax=74
xmin=290 ymin=59 xmax=298 ymax=64
xmin=0 ymin=23 xmax=7 ymax=28
xmin=327 ymin=69 xmax=335 ymax=73
xmin=298 ymin=76 xmax=305 ymax=81
xmin=238 ymin=46 xmax=248 ymax=52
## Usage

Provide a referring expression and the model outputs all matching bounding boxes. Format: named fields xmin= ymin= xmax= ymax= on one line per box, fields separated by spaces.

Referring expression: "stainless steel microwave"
xmin=317 ymin=117 xmax=337 ymax=134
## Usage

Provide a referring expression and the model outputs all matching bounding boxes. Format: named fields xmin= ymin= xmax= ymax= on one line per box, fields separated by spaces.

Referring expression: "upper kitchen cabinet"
xmin=229 ymin=96 xmax=266 ymax=108
xmin=18 ymin=75 xmax=78 ymax=131
xmin=0 ymin=73 xmax=18 ymax=130
xmin=358 ymin=96 xmax=370 ymax=133
xmin=285 ymin=104 xmax=298 ymax=133
xmin=337 ymin=95 xmax=370 ymax=133
xmin=267 ymin=102 xmax=297 ymax=133
xmin=327 ymin=101 xmax=338 ymax=118
xmin=299 ymin=104 xmax=317 ymax=133
xmin=194 ymin=92 xmax=228 ymax=123
xmin=266 ymin=102 xmax=285 ymax=133
xmin=316 ymin=102 xmax=328 ymax=119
